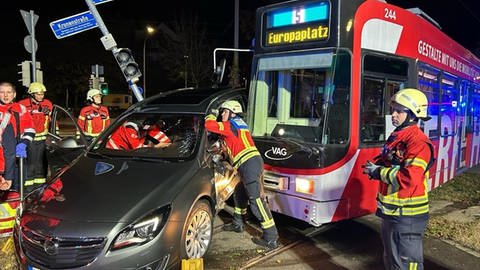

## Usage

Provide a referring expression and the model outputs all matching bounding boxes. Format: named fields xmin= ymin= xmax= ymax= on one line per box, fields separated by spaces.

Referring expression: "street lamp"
xmin=143 ymin=25 xmax=156 ymax=98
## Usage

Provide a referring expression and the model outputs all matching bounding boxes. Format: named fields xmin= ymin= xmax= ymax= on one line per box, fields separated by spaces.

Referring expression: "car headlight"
xmin=111 ymin=205 xmax=171 ymax=250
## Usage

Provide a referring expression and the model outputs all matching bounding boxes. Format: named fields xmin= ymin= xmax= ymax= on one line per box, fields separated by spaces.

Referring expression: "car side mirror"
xmin=58 ymin=136 xmax=84 ymax=149
xmin=214 ymin=58 xmax=226 ymax=85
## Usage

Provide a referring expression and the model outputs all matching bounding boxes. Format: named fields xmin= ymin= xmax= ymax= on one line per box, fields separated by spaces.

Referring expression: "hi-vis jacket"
xmin=77 ymin=104 xmax=110 ymax=137
xmin=204 ymin=114 xmax=260 ymax=168
xmin=5 ymin=103 xmax=35 ymax=144
xmin=106 ymin=122 xmax=170 ymax=150
xmin=375 ymin=124 xmax=434 ymax=217
xmin=18 ymin=98 xmax=52 ymax=141
xmin=0 ymin=107 xmax=15 ymax=180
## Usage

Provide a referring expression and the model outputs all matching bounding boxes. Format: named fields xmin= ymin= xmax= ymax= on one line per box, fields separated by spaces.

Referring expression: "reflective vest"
xmin=0 ymin=106 xmax=16 ymax=178
xmin=376 ymin=124 xmax=434 ymax=216
xmin=6 ymin=102 xmax=35 ymax=143
xmin=18 ymin=98 xmax=53 ymax=141
xmin=0 ymin=191 xmax=20 ymax=237
xmin=77 ymin=104 xmax=110 ymax=137
xmin=204 ymin=114 xmax=260 ymax=168
xmin=106 ymin=122 xmax=170 ymax=150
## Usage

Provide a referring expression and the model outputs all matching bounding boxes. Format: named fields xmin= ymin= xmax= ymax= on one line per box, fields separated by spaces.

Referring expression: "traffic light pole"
xmin=30 ymin=10 xmax=37 ymax=82
xmin=84 ymin=0 xmax=144 ymax=102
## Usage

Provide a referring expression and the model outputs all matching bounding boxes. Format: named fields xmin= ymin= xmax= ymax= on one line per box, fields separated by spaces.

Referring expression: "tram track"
xmin=215 ymin=205 xmax=332 ymax=269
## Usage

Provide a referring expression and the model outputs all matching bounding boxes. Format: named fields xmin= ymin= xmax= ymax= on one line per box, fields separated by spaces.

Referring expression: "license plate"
xmin=27 ymin=266 xmax=40 ymax=270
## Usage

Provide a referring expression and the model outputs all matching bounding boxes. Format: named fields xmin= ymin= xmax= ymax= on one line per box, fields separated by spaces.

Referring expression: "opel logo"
xmin=44 ymin=238 xmax=59 ymax=255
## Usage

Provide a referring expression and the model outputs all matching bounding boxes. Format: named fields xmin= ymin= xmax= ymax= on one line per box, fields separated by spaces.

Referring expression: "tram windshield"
xmin=249 ymin=49 xmax=351 ymax=145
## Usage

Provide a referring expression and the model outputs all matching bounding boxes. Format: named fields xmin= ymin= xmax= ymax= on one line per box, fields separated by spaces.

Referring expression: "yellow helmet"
xmin=220 ymin=100 xmax=243 ymax=114
xmin=28 ymin=82 xmax=46 ymax=94
xmin=86 ymin=89 xmax=102 ymax=101
xmin=391 ymin=88 xmax=429 ymax=119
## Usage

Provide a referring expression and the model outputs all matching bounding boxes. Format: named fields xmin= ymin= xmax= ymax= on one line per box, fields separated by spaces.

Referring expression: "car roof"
xmin=129 ymin=87 xmax=248 ymax=114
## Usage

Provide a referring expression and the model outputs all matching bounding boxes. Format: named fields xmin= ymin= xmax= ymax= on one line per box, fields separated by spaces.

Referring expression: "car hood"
xmin=25 ymin=155 xmax=199 ymax=223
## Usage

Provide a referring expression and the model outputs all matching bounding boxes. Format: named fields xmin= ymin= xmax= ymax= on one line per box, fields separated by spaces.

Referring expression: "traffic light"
xmin=18 ymin=61 xmax=31 ymax=87
xmin=113 ymin=48 xmax=141 ymax=83
xmin=100 ymin=83 xmax=109 ymax=95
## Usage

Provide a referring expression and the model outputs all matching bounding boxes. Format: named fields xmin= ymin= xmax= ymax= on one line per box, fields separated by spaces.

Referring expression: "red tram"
xmin=247 ymin=0 xmax=480 ymax=226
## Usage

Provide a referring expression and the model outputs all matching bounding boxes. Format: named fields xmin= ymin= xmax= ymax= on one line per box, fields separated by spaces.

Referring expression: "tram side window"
xmin=361 ymin=55 xmax=408 ymax=144
xmin=418 ymin=64 xmax=440 ymax=139
xmin=468 ymin=86 xmax=480 ymax=135
xmin=440 ymin=73 xmax=458 ymax=136
xmin=361 ymin=79 xmax=385 ymax=142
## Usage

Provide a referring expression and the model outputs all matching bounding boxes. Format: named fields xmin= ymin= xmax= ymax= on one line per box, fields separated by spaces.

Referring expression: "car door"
xmin=45 ymin=105 xmax=88 ymax=176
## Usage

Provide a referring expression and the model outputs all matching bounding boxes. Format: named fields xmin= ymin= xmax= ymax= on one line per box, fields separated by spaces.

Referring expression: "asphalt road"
xmin=205 ymin=166 xmax=480 ymax=270
xmin=206 ymin=209 xmax=480 ymax=270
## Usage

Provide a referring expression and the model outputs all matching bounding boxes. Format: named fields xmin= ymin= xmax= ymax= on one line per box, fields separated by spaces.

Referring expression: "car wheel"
xmin=182 ymin=200 xmax=213 ymax=258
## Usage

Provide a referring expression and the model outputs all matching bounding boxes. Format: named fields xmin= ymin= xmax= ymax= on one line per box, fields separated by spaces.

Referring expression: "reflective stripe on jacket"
xmin=204 ymin=114 xmax=260 ymax=168
xmin=376 ymin=124 xmax=434 ymax=216
xmin=77 ymin=104 xmax=110 ymax=137
xmin=18 ymin=98 xmax=52 ymax=140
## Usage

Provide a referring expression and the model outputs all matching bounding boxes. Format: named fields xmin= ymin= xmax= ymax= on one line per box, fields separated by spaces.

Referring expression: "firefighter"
xmin=18 ymin=82 xmax=53 ymax=190
xmin=363 ymin=88 xmax=435 ymax=270
xmin=77 ymin=89 xmax=110 ymax=144
xmin=204 ymin=100 xmax=278 ymax=250
xmin=0 ymin=82 xmax=35 ymax=192
xmin=106 ymin=119 xmax=170 ymax=150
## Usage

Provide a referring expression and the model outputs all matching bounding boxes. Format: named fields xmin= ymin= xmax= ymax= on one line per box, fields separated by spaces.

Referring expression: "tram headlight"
xmin=295 ymin=177 xmax=315 ymax=194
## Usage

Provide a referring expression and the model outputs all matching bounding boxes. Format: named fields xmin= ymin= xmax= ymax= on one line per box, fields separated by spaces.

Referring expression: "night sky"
xmin=1 ymin=0 xmax=479 ymax=104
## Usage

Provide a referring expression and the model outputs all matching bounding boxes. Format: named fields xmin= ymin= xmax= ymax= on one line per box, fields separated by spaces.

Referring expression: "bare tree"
xmin=154 ymin=13 xmax=213 ymax=88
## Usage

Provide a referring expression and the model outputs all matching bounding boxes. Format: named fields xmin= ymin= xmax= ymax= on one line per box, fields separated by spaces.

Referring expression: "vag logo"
xmin=264 ymin=147 xmax=292 ymax=161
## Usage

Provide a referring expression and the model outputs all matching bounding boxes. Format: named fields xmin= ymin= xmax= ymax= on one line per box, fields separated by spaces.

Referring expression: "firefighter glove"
xmin=211 ymin=109 xmax=219 ymax=117
xmin=16 ymin=142 xmax=27 ymax=158
xmin=363 ymin=160 xmax=381 ymax=180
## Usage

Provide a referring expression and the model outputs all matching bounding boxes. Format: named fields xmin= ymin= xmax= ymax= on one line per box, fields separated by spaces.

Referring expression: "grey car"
xmin=13 ymin=87 xmax=247 ymax=269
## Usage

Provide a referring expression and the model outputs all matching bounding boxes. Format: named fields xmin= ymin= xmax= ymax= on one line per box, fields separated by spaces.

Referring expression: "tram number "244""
xmin=384 ymin=8 xmax=397 ymax=20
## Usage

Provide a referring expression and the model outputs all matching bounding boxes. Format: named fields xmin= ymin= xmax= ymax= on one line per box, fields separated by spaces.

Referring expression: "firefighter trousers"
xmin=235 ymin=156 xmax=278 ymax=241
xmin=381 ymin=214 xmax=428 ymax=270
xmin=26 ymin=140 xmax=48 ymax=183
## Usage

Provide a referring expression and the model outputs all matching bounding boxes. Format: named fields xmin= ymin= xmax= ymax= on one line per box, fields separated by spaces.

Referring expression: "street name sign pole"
xmin=20 ymin=9 xmax=39 ymax=82
xmin=84 ymin=0 xmax=143 ymax=101
xmin=48 ymin=0 xmax=143 ymax=102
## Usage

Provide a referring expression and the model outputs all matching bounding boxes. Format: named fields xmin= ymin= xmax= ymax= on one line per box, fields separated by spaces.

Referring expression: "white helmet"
xmin=219 ymin=100 xmax=243 ymax=114
xmin=86 ymin=89 xmax=102 ymax=101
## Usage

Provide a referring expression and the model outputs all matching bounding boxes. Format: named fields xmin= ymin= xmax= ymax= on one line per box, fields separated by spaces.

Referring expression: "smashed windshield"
xmin=92 ymin=113 xmax=202 ymax=160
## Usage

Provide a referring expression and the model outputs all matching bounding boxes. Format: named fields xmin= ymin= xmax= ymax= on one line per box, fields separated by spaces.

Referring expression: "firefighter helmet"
xmin=86 ymin=89 xmax=102 ymax=101
xmin=219 ymin=100 xmax=243 ymax=114
xmin=28 ymin=82 xmax=47 ymax=94
xmin=391 ymin=88 xmax=429 ymax=119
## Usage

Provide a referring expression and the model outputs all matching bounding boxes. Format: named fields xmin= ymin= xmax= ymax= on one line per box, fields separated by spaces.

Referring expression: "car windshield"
xmin=90 ymin=113 xmax=202 ymax=160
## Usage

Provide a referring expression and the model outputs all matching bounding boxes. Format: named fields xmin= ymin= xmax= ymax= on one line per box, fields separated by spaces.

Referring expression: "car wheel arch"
xmin=179 ymin=198 xmax=214 ymax=259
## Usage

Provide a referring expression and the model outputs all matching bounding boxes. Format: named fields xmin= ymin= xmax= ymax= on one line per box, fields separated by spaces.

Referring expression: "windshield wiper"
xmin=268 ymin=135 xmax=324 ymax=159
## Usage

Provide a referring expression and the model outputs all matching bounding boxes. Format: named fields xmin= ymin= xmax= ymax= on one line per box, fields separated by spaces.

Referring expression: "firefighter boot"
xmin=252 ymin=226 xmax=278 ymax=250
xmin=223 ymin=213 xmax=245 ymax=233
xmin=251 ymin=237 xmax=278 ymax=250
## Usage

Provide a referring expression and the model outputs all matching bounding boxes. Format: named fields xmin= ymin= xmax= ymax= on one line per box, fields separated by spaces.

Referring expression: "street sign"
xmin=49 ymin=11 xmax=98 ymax=39
xmin=20 ymin=10 xmax=38 ymax=35
xmin=92 ymin=0 xmax=114 ymax=4
xmin=23 ymin=35 xmax=38 ymax=53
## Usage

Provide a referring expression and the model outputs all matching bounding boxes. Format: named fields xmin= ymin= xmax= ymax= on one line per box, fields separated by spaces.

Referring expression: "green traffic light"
xmin=100 ymin=83 xmax=109 ymax=95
